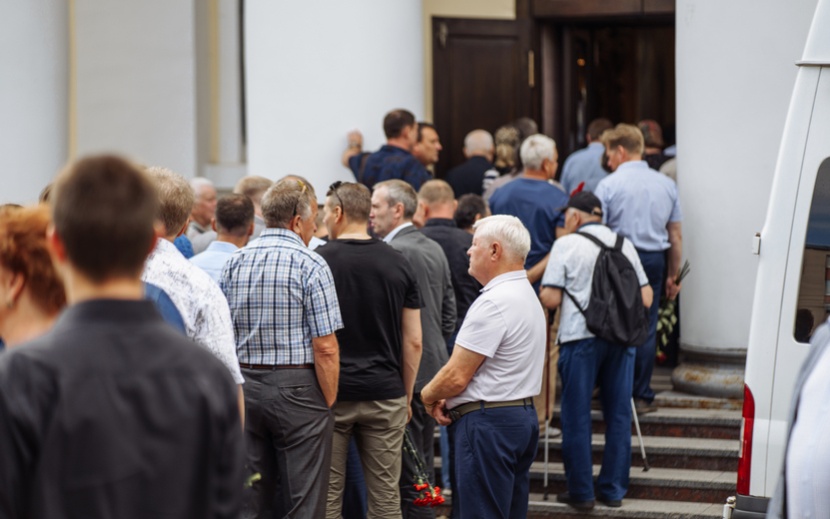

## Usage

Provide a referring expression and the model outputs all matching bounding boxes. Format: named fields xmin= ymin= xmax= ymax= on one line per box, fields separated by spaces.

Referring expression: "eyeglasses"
xmin=328 ymin=181 xmax=344 ymax=211
xmin=292 ymin=179 xmax=308 ymax=217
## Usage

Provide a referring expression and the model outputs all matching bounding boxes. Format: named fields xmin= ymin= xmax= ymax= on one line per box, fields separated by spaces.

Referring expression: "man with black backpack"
xmin=539 ymin=191 xmax=652 ymax=511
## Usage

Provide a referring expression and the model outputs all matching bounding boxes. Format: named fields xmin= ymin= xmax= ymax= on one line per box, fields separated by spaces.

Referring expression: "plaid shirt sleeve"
xmin=304 ymin=263 xmax=343 ymax=338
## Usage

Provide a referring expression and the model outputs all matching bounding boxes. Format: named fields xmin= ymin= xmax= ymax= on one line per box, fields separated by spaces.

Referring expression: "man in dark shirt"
xmin=445 ymin=129 xmax=495 ymax=198
xmin=0 ymin=155 xmax=244 ymax=519
xmin=316 ymin=181 xmax=423 ymax=518
xmin=416 ymin=179 xmax=481 ymax=343
xmin=341 ymin=109 xmax=432 ymax=191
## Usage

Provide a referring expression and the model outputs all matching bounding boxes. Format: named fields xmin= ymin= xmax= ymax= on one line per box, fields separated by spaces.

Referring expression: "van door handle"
xmin=752 ymin=232 xmax=761 ymax=255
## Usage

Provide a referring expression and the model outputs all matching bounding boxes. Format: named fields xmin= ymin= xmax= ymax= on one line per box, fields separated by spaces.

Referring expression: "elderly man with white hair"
xmin=187 ymin=177 xmax=218 ymax=241
xmin=421 ymin=215 xmax=546 ymax=519
xmin=445 ymin=129 xmax=495 ymax=198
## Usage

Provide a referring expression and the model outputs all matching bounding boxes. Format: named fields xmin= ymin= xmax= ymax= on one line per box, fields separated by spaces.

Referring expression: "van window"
xmin=794 ymin=157 xmax=830 ymax=342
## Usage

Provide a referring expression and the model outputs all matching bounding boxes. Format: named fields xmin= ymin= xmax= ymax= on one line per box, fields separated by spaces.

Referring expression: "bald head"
xmin=417 ymin=179 xmax=456 ymax=221
xmin=464 ymin=129 xmax=494 ymax=160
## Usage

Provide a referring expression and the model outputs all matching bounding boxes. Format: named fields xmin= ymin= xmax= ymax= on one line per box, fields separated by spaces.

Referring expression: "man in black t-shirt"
xmin=316 ymin=182 xmax=423 ymax=519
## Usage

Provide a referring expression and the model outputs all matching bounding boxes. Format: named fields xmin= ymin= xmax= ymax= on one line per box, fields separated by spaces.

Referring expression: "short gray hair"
xmin=375 ymin=179 xmax=417 ymax=219
xmin=473 ymin=215 xmax=531 ymax=263
xmin=519 ymin=134 xmax=556 ymax=171
xmin=145 ymin=166 xmax=194 ymax=235
xmin=189 ymin=177 xmax=215 ymax=199
xmin=464 ymin=129 xmax=494 ymax=155
xmin=261 ymin=178 xmax=316 ymax=228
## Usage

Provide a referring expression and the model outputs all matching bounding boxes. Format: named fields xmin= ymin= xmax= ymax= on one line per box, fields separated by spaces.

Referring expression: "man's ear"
xmin=247 ymin=221 xmax=255 ymax=237
xmin=490 ymin=241 xmax=503 ymax=261
xmin=47 ymin=224 xmax=68 ymax=265
xmin=211 ymin=218 xmax=218 ymax=232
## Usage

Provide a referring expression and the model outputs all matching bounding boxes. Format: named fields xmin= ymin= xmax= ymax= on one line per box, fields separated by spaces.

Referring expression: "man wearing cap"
xmin=594 ymin=123 xmax=683 ymax=415
xmin=539 ymin=191 xmax=652 ymax=510
xmin=420 ymin=215 xmax=546 ymax=518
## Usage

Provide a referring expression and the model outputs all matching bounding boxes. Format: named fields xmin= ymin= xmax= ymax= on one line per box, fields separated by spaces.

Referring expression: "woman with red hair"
xmin=0 ymin=204 xmax=66 ymax=348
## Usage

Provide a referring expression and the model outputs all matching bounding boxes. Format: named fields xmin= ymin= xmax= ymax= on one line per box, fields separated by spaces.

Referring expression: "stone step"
xmin=435 ymin=495 xmax=726 ymax=518
xmin=526 ymin=462 xmax=735 ymax=503
xmin=536 ymin=433 xmax=739 ymax=471
xmin=550 ymin=406 xmax=741 ymax=440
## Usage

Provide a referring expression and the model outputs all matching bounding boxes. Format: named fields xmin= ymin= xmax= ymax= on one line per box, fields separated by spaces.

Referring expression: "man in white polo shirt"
xmin=420 ymin=214 xmax=546 ymax=519
xmin=539 ymin=191 xmax=652 ymax=510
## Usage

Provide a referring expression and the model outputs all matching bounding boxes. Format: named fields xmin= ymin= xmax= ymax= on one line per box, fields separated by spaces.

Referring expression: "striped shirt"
xmin=220 ymin=228 xmax=343 ymax=365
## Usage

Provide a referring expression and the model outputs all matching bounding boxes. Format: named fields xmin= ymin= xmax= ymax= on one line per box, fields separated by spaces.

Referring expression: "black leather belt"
xmin=448 ymin=398 xmax=534 ymax=421
xmin=239 ymin=363 xmax=313 ymax=370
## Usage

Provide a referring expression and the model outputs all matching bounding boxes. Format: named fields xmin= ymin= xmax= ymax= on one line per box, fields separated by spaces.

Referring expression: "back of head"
xmin=493 ymin=125 xmax=521 ymax=170
xmin=418 ymin=179 xmax=455 ymax=207
xmin=327 ymin=182 xmax=371 ymax=223
xmin=233 ymin=175 xmax=273 ymax=204
xmin=464 ymin=129 xmax=494 ymax=156
xmin=601 ymin=123 xmax=645 ymax=156
xmin=375 ymin=179 xmax=417 ymax=219
xmin=383 ymin=109 xmax=416 ymax=139
xmin=145 ymin=166 xmax=195 ymax=237
xmin=520 ymin=134 xmax=556 ymax=171
xmin=587 ymin=118 xmax=614 ymax=142
xmin=637 ymin=119 xmax=664 ymax=149
xmin=261 ymin=178 xmax=316 ymax=228
xmin=0 ymin=204 xmax=66 ymax=315
xmin=473 ymin=214 xmax=531 ymax=264
xmin=513 ymin=117 xmax=539 ymax=140
xmin=52 ymin=155 xmax=159 ymax=283
xmin=455 ymin=194 xmax=488 ymax=230
xmin=215 ymin=194 xmax=254 ymax=236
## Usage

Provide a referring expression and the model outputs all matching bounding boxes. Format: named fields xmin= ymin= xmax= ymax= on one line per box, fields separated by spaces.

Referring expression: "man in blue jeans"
xmin=540 ymin=191 xmax=653 ymax=510
xmin=595 ymin=123 xmax=683 ymax=414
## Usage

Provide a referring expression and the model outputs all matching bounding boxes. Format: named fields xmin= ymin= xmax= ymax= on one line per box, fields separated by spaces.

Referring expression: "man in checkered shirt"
xmin=221 ymin=178 xmax=343 ymax=518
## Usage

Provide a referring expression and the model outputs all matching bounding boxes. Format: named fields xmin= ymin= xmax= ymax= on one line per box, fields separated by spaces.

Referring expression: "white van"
xmin=731 ymin=1 xmax=830 ymax=516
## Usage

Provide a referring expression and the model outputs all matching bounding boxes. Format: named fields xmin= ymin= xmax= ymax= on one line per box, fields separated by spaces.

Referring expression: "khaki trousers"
xmin=326 ymin=396 xmax=408 ymax=519
xmin=533 ymin=309 xmax=560 ymax=428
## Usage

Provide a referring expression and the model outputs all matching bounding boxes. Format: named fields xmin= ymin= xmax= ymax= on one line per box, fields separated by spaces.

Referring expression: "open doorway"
xmin=543 ymin=22 xmax=676 ymax=161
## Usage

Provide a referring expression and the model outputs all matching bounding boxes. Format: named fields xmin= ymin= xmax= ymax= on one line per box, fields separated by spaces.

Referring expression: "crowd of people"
xmin=0 ymin=107 xmax=685 ymax=518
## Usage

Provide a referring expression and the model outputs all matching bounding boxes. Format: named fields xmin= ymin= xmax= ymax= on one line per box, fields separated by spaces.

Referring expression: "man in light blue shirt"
xmin=560 ymin=118 xmax=613 ymax=194
xmin=191 ymin=193 xmax=254 ymax=283
xmin=595 ymin=123 xmax=683 ymax=415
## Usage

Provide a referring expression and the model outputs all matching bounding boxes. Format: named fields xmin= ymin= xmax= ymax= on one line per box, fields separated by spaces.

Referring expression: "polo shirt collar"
xmin=481 ymin=269 xmax=527 ymax=292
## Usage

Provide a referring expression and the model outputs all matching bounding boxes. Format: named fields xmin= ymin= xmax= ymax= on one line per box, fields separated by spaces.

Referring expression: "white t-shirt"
xmin=541 ymin=223 xmax=649 ymax=344
xmin=447 ymin=270 xmax=547 ymax=409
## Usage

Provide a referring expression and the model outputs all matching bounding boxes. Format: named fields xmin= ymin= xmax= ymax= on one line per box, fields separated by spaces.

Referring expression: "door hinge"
xmin=437 ymin=22 xmax=448 ymax=49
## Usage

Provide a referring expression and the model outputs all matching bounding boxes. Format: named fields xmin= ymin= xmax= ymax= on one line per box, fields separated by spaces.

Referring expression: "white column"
xmin=0 ymin=0 xmax=68 ymax=204
xmin=244 ymin=0 xmax=424 ymax=192
xmin=73 ymin=1 xmax=199 ymax=178
xmin=673 ymin=0 xmax=817 ymax=398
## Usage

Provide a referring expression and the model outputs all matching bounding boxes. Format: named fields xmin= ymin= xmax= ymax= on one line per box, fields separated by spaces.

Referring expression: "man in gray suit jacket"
xmin=372 ymin=179 xmax=456 ymax=519
xmin=768 ymin=318 xmax=830 ymax=518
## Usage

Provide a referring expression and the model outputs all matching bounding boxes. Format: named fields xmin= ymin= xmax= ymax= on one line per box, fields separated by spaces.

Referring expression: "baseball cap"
xmin=557 ymin=191 xmax=603 ymax=217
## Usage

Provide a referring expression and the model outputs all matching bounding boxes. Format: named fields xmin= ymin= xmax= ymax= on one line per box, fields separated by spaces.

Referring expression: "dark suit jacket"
xmin=446 ymin=156 xmax=493 ymax=197
xmin=389 ymin=225 xmax=456 ymax=391
xmin=0 ymin=300 xmax=244 ymax=519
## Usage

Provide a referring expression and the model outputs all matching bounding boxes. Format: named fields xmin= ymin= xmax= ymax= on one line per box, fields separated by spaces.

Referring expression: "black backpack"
xmin=563 ymin=231 xmax=650 ymax=347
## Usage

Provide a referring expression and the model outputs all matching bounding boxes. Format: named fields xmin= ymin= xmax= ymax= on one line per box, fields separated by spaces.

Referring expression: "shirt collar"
xmin=425 ymin=218 xmax=457 ymax=228
xmin=615 ymin=160 xmax=650 ymax=173
xmin=155 ymin=238 xmax=181 ymax=256
xmin=205 ymin=241 xmax=239 ymax=253
xmin=383 ymin=222 xmax=414 ymax=243
xmin=481 ymin=269 xmax=528 ymax=293
xmin=257 ymin=227 xmax=306 ymax=246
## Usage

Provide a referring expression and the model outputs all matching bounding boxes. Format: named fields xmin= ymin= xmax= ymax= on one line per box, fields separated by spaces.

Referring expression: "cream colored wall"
xmin=422 ymin=0 xmax=515 ymax=121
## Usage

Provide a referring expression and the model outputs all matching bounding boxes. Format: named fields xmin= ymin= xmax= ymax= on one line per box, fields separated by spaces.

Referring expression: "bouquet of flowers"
xmin=656 ymin=260 xmax=691 ymax=362
xmin=402 ymin=429 xmax=445 ymax=507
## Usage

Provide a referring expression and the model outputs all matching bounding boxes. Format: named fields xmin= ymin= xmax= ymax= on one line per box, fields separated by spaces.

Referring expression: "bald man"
xmin=445 ymin=129 xmax=495 ymax=198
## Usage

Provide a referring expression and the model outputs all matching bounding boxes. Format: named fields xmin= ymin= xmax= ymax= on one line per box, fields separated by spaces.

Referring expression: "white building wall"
xmin=73 ymin=1 xmax=200 ymax=178
xmin=245 ymin=1 xmax=424 ymax=191
xmin=676 ymin=0 xmax=817 ymax=352
xmin=0 ymin=0 xmax=68 ymax=204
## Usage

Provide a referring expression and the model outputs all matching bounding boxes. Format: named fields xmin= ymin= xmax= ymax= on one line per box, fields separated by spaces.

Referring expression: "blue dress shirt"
xmin=595 ymin=161 xmax=683 ymax=252
xmin=561 ymin=142 xmax=608 ymax=194
xmin=190 ymin=241 xmax=239 ymax=283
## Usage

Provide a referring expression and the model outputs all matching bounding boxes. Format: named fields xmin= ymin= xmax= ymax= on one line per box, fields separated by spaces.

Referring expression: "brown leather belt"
xmin=239 ymin=363 xmax=314 ymax=370
xmin=448 ymin=397 xmax=534 ymax=421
